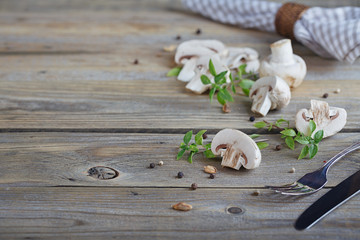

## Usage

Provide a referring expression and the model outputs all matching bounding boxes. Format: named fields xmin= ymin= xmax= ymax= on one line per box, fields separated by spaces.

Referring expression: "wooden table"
xmin=1 ymin=0 xmax=359 ymax=239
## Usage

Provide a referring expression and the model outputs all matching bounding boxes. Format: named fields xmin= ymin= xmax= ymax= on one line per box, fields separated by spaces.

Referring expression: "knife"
xmin=295 ymin=169 xmax=360 ymax=230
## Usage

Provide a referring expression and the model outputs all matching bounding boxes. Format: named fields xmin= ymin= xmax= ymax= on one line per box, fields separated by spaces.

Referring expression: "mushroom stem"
xmin=177 ymin=58 xmax=197 ymax=82
xmin=251 ymin=87 xmax=272 ymax=117
xmin=270 ymin=39 xmax=294 ymax=64
xmin=221 ymin=147 xmax=243 ymax=170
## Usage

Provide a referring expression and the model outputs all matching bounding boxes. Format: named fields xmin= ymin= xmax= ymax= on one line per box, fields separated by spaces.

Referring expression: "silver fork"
xmin=265 ymin=142 xmax=360 ymax=195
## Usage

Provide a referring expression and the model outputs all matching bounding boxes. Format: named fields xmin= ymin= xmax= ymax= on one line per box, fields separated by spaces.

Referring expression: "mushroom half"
xmin=211 ymin=129 xmax=261 ymax=170
xmin=185 ymin=54 xmax=231 ymax=94
xmin=249 ymin=76 xmax=291 ymax=117
xmin=295 ymin=100 xmax=347 ymax=138
xmin=224 ymin=47 xmax=260 ymax=73
xmin=259 ymin=39 xmax=306 ymax=88
xmin=175 ymin=39 xmax=228 ymax=82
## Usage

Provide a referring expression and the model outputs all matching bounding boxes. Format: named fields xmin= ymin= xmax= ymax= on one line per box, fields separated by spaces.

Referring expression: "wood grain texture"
xmin=0 ymin=187 xmax=359 ymax=240
xmin=0 ymin=3 xmax=359 ymax=130
xmin=0 ymin=132 xmax=359 ymax=188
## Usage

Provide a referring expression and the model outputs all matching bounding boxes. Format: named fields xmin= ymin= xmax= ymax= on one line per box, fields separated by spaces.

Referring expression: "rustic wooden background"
xmin=0 ymin=0 xmax=359 ymax=239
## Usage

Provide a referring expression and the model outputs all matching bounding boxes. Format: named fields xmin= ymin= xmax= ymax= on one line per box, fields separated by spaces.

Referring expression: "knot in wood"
xmin=87 ymin=166 xmax=119 ymax=180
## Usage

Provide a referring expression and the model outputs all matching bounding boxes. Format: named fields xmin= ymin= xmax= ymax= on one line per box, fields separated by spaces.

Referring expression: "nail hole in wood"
xmin=87 ymin=166 xmax=119 ymax=180
xmin=227 ymin=207 xmax=244 ymax=214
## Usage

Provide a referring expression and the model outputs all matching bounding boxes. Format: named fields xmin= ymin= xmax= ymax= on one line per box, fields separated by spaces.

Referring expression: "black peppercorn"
xmin=203 ymin=133 xmax=208 ymax=139
xmin=177 ymin=172 xmax=184 ymax=178
xmin=275 ymin=145 xmax=282 ymax=151
xmin=191 ymin=183 xmax=198 ymax=190
xmin=249 ymin=116 xmax=255 ymax=122
xmin=175 ymin=35 xmax=181 ymax=40
xmin=322 ymin=93 xmax=329 ymax=98
xmin=209 ymin=173 xmax=215 ymax=179
xmin=133 ymin=59 xmax=139 ymax=65
xmin=195 ymin=28 xmax=202 ymax=35
xmin=149 ymin=163 xmax=155 ymax=168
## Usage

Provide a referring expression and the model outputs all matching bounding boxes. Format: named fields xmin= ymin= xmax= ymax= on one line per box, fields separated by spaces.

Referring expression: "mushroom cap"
xmin=249 ymin=76 xmax=291 ymax=109
xmin=211 ymin=129 xmax=261 ymax=169
xmin=175 ymin=39 xmax=227 ymax=64
xmin=295 ymin=100 xmax=347 ymax=138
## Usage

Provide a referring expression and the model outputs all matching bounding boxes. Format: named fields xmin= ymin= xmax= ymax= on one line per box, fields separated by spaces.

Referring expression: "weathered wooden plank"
xmin=0 ymin=76 xmax=359 ymax=130
xmin=0 ymin=132 xmax=358 ymax=187
xmin=0 ymin=187 xmax=359 ymax=240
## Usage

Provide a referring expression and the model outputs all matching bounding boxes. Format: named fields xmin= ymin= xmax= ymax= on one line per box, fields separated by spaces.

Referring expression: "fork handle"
xmin=322 ymin=142 xmax=360 ymax=174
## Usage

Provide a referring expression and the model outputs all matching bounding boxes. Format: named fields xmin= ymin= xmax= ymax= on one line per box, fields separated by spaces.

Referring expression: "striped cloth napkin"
xmin=182 ymin=0 xmax=360 ymax=63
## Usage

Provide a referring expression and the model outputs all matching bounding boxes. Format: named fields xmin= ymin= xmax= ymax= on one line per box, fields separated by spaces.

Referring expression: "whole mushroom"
xmin=211 ymin=129 xmax=261 ymax=170
xmin=259 ymin=39 xmax=306 ymax=88
xmin=249 ymin=76 xmax=291 ymax=117
xmin=295 ymin=100 xmax=347 ymax=138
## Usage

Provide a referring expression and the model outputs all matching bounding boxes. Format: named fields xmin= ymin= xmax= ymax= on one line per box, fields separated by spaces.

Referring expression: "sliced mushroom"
xmin=249 ymin=76 xmax=291 ymax=117
xmin=225 ymin=47 xmax=260 ymax=72
xmin=259 ymin=39 xmax=306 ymax=88
xmin=211 ymin=129 xmax=261 ymax=170
xmin=185 ymin=54 xmax=230 ymax=94
xmin=175 ymin=39 xmax=228 ymax=82
xmin=295 ymin=100 xmax=347 ymax=138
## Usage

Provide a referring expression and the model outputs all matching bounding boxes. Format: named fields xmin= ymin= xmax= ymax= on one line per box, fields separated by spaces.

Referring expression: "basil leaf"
xmin=249 ymin=134 xmax=260 ymax=139
xmin=183 ymin=130 xmax=192 ymax=145
xmin=285 ymin=136 xmax=295 ymax=150
xmin=209 ymin=59 xmax=217 ymax=77
xmin=242 ymin=88 xmax=250 ymax=96
xmin=314 ymin=130 xmax=324 ymax=144
xmin=204 ymin=149 xmax=216 ymax=158
xmin=201 ymin=75 xmax=211 ymax=85
xmin=214 ymin=71 xmax=227 ymax=84
xmin=294 ymin=136 xmax=310 ymax=145
xmin=167 ymin=67 xmax=182 ymax=77
xmin=239 ymin=79 xmax=255 ymax=90
xmin=254 ymin=121 xmax=267 ymax=128
xmin=217 ymin=92 xmax=226 ymax=105
xmin=209 ymin=87 xmax=216 ymax=102
xmin=218 ymin=88 xmax=233 ymax=102
xmin=309 ymin=144 xmax=318 ymax=159
xmin=309 ymin=120 xmax=316 ymax=134
xmin=195 ymin=130 xmax=207 ymax=145
xmin=298 ymin=145 xmax=309 ymax=160
xmin=256 ymin=142 xmax=269 ymax=150
xmin=280 ymin=129 xmax=296 ymax=137
xmin=176 ymin=149 xmax=186 ymax=160
xmin=188 ymin=151 xmax=196 ymax=163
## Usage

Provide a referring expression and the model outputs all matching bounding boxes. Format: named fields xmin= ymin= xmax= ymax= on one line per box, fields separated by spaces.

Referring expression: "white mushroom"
xmin=185 ymin=54 xmax=230 ymax=94
xmin=175 ymin=40 xmax=228 ymax=82
xmin=224 ymin=47 xmax=260 ymax=72
xmin=249 ymin=76 xmax=291 ymax=117
xmin=259 ymin=39 xmax=306 ymax=88
xmin=211 ymin=129 xmax=261 ymax=170
xmin=295 ymin=100 xmax=347 ymax=138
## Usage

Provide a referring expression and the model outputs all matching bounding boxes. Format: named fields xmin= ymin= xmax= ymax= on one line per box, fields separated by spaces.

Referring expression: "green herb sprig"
xmin=177 ymin=130 xmax=269 ymax=163
xmin=254 ymin=119 xmax=324 ymax=159
xmin=167 ymin=60 xmax=259 ymax=111
xmin=177 ymin=130 xmax=215 ymax=163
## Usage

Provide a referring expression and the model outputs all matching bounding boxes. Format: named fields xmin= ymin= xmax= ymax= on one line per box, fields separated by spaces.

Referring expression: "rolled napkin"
xmin=182 ymin=0 xmax=360 ymax=63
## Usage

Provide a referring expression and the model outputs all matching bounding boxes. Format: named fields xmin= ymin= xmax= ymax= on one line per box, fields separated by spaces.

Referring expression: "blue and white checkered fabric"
xmin=182 ymin=0 xmax=360 ymax=63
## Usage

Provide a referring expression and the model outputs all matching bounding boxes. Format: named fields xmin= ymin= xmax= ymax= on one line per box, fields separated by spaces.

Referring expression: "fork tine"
xmin=279 ymin=188 xmax=315 ymax=196
xmin=265 ymin=182 xmax=297 ymax=190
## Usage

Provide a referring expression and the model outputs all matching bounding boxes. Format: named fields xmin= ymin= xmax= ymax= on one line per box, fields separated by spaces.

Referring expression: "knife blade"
xmin=295 ymin=169 xmax=360 ymax=230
